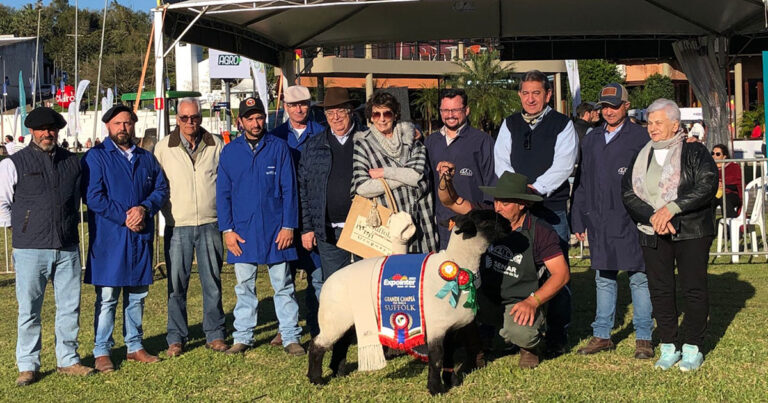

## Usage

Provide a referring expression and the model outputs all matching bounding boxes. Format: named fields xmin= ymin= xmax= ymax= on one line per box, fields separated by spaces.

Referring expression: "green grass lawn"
xmin=0 ymin=254 xmax=766 ymax=401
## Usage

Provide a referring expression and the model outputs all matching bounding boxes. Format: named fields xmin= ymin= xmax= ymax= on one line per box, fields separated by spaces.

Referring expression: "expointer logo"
xmin=383 ymin=274 xmax=416 ymax=288
xmin=217 ymin=54 xmax=242 ymax=66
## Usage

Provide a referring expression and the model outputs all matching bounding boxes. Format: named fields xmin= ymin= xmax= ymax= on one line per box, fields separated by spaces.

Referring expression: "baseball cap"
xmin=238 ymin=97 xmax=266 ymax=118
xmin=597 ymin=83 xmax=628 ymax=107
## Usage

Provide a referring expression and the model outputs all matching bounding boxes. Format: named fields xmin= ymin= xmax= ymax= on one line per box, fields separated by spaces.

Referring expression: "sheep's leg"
xmin=441 ymin=330 xmax=460 ymax=390
xmin=460 ymin=321 xmax=486 ymax=371
xmin=307 ymin=339 xmax=327 ymax=385
xmin=427 ymin=336 xmax=447 ymax=395
xmin=330 ymin=328 xmax=354 ymax=377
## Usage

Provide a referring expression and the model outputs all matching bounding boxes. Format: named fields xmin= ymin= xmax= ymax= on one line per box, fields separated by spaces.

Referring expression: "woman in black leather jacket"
xmin=622 ymin=98 xmax=717 ymax=372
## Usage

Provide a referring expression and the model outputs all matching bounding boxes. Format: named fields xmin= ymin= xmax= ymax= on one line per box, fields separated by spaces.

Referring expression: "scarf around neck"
xmin=368 ymin=121 xmax=414 ymax=161
xmin=522 ymin=106 xmax=549 ymax=126
xmin=631 ymin=132 xmax=685 ymax=210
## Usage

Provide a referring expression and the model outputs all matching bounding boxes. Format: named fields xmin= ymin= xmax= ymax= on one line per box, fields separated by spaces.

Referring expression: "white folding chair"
xmin=746 ymin=176 xmax=767 ymax=258
xmin=717 ymin=176 xmax=768 ymax=262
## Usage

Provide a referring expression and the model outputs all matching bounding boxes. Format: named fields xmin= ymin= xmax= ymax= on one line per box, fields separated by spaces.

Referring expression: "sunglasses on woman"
xmin=711 ymin=151 xmax=723 ymax=157
xmin=371 ymin=110 xmax=393 ymax=120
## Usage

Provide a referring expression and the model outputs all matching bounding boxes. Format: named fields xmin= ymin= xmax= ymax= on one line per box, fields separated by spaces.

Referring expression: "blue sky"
xmin=4 ymin=0 xmax=159 ymax=12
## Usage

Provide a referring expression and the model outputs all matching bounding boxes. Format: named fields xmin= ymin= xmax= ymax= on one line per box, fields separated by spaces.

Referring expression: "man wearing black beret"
xmin=0 ymin=107 xmax=95 ymax=385
xmin=81 ymin=104 xmax=169 ymax=372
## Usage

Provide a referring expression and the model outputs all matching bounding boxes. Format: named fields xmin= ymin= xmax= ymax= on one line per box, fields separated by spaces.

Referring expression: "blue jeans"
xmin=93 ymin=285 xmax=150 ymax=357
xmin=232 ymin=262 xmax=301 ymax=346
xmin=298 ymin=249 xmax=324 ymax=338
xmin=316 ymin=227 xmax=354 ymax=281
xmin=165 ymin=223 xmax=225 ymax=345
xmin=14 ymin=246 xmax=83 ymax=372
xmin=593 ymin=270 xmax=653 ymax=341
xmin=531 ymin=206 xmax=572 ymax=347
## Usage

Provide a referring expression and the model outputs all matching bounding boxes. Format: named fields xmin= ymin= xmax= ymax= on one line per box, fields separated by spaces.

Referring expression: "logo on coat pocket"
xmin=459 ymin=168 xmax=473 ymax=176
xmin=617 ymin=167 xmax=627 ymax=175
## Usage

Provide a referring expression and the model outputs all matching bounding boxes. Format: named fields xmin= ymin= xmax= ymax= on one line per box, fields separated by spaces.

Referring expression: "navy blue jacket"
xmin=298 ymin=127 xmax=360 ymax=242
xmin=571 ymin=122 xmax=647 ymax=272
xmin=270 ymin=119 xmax=326 ymax=169
xmin=425 ymin=125 xmax=496 ymax=225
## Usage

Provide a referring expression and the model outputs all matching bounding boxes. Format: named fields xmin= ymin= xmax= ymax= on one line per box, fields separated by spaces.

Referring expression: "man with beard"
xmin=0 ymin=107 xmax=95 ymax=386
xmin=217 ymin=97 xmax=304 ymax=356
xmin=81 ymin=104 xmax=169 ymax=373
xmin=426 ymin=88 xmax=496 ymax=250
xmin=155 ymin=98 xmax=228 ymax=357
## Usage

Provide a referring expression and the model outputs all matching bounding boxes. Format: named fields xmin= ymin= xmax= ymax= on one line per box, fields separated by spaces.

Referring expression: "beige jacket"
xmin=154 ymin=127 xmax=223 ymax=227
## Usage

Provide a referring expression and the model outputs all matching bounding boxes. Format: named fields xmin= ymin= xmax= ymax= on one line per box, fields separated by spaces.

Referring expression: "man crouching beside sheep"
xmin=441 ymin=169 xmax=570 ymax=369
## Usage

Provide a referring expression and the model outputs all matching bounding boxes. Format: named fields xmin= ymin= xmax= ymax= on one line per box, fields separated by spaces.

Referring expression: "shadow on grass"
xmin=703 ymin=270 xmax=755 ymax=354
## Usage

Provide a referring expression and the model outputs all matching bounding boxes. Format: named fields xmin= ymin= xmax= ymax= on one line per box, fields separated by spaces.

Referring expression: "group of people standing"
xmin=2 ymin=68 xmax=719 ymax=387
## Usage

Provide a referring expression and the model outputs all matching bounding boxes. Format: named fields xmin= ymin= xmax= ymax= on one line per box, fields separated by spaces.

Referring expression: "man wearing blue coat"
xmin=217 ymin=97 xmax=304 ymax=356
xmin=82 ymin=105 xmax=169 ymax=372
xmin=269 ymin=85 xmax=326 ymax=341
xmin=570 ymin=84 xmax=653 ymax=359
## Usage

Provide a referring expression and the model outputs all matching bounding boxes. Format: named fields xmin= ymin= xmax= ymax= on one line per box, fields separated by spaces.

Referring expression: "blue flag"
xmin=19 ymin=71 xmax=28 ymax=136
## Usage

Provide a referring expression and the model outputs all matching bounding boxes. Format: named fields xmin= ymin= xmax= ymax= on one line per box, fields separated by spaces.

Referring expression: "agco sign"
xmin=217 ymin=54 xmax=242 ymax=66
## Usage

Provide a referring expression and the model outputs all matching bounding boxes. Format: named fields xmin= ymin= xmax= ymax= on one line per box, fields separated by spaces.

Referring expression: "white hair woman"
xmin=622 ymin=98 xmax=718 ymax=371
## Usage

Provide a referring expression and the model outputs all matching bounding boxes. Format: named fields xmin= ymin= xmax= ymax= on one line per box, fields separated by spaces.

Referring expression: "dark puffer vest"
xmin=9 ymin=144 xmax=81 ymax=249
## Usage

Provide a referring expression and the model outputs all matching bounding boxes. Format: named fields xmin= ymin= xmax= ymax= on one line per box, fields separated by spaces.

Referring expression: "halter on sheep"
xmin=307 ymin=209 xmax=511 ymax=395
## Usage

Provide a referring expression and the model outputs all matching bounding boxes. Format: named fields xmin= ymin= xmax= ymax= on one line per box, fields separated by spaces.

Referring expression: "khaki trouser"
xmin=477 ymin=291 xmax=546 ymax=350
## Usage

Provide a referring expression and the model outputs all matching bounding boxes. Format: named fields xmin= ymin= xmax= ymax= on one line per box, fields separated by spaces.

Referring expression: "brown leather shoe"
xmin=225 ymin=343 xmax=250 ymax=355
xmin=94 ymin=355 xmax=114 ymax=373
xmin=166 ymin=343 xmax=183 ymax=357
xmin=57 ymin=363 xmax=95 ymax=376
xmin=577 ymin=337 xmax=615 ymax=355
xmin=518 ymin=348 xmax=540 ymax=369
xmin=205 ymin=339 xmax=229 ymax=352
xmin=16 ymin=371 xmax=39 ymax=386
xmin=126 ymin=349 xmax=160 ymax=363
xmin=270 ymin=332 xmax=283 ymax=347
xmin=284 ymin=342 xmax=306 ymax=356
xmin=634 ymin=340 xmax=655 ymax=359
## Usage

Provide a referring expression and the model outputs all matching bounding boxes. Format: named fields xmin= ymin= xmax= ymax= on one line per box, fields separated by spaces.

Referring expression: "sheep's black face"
xmin=454 ymin=210 xmax=512 ymax=243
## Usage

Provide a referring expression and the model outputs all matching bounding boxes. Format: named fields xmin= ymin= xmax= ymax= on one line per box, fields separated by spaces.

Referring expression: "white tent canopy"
xmin=151 ymin=0 xmax=768 ymax=145
xmin=159 ymin=0 xmax=768 ymax=65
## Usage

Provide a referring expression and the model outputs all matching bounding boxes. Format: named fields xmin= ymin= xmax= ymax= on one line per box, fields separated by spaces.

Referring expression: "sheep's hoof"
xmin=331 ymin=359 xmax=348 ymax=378
xmin=307 ymin=373 xmax=326 ymax=385
xmin=428 ymin=379 xmax=447 ymax=396
xmin=442 ymin=370 xmax=461 ymax=390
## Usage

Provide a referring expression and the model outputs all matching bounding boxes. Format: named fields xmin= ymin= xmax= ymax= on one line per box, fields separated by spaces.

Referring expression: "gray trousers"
xmin=477 ymin=291 xmax=546 ymax=350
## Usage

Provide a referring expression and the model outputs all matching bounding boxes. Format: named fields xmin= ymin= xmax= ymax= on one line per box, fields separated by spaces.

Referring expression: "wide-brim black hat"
xmin=479 ymin=172 xmax=543 ymax=202
xmin=24 ymin=107 xmax=67 ymax=130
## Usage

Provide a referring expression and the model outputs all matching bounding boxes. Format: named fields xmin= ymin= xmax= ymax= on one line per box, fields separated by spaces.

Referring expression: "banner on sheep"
xmin=376 ymin=253 xmax=431 ymax=361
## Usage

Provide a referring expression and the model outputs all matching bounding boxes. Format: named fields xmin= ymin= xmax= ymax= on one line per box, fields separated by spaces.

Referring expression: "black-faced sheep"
xmin=307 ymin=209 xmax=511 ymax=395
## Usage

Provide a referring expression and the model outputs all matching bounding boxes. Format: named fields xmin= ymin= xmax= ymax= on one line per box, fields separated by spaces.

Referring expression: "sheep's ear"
xmin=453 ymin=214 xmax=478 ymax=239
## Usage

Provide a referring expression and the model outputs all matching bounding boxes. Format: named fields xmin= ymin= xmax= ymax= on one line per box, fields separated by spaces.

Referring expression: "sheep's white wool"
xmin=315 ymin=213 xmax=492 ymax=371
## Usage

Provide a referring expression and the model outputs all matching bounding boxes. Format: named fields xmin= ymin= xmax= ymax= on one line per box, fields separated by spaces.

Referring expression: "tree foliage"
xmin=411 ymin=86 xmax=438 ymax=133
xmin=450 ymin=50 xmax=520 ymax=134
xmin=3 ymin=1 xmax=155 ymax=99
xmin=629 ymin=73 xmax=675 ymax=109
xmin=577 ymin=59 xmax=624 ymax=104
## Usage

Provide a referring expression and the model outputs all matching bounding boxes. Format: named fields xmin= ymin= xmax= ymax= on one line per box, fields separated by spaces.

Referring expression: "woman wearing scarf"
xmin=622 ymin=98 xmax=718 ymax=371
xmin=352 ymin=91 xmax=438 ymax=253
